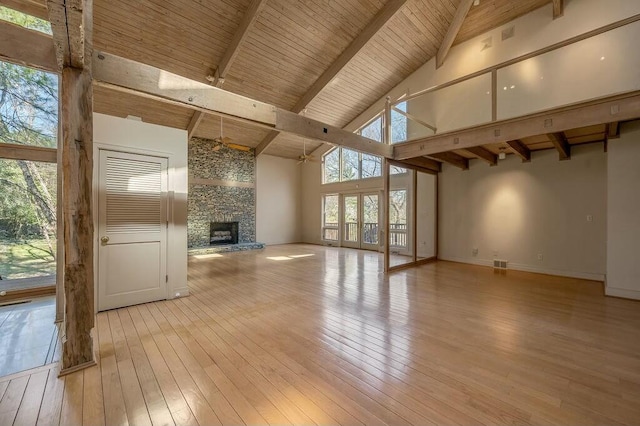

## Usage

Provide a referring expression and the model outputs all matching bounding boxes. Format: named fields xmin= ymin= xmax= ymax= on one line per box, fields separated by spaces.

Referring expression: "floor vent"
xmin=493 ymin=259 xmax=508 ymax=270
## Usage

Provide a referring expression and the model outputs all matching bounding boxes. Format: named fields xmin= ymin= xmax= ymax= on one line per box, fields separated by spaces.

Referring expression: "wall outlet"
xmin=587 ymin=215 xmax=593 ymax=222
xmin=537 ymin=253 xmax=543 ymax=261
xmin=472 ymin=248 xmax=478 ymax=256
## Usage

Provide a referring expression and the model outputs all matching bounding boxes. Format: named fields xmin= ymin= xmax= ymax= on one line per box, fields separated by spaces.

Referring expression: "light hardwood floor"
xmin=1 ymin=244 xmax=640 ymax=425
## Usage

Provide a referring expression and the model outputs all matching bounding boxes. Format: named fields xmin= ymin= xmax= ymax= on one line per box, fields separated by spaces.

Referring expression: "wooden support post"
xmin=383 ymin=159 xmax=390 ymax=273
xmin=60 ymin=66 xmax=95 ymax=374
xmin=48 ymin=0 xmax=96 ymax=375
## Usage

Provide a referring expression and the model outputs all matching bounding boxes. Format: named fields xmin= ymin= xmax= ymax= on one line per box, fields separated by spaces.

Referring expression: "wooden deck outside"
xmin=0 ymin=244 xmax=639 ymax=425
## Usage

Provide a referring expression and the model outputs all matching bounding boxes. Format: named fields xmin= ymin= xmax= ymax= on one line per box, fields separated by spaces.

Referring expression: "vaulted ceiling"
xmin=4 ymin=0 xmax=559 ymax=158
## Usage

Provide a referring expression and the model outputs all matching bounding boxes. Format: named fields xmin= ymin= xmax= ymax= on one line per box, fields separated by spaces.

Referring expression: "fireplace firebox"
xmin=210 ymin=222 xmax=239 ymax=245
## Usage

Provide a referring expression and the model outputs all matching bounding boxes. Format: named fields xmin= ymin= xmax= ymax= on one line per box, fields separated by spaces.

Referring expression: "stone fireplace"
xmin=188 ymin=137 xmax=256 ymax=248
xmin=210 ymin=221 xmax=239 ymax=245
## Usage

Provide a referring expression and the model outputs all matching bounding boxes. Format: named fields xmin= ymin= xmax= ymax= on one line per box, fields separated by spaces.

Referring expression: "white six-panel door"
xmin=97 ymin=150 xmax=168 ymax=311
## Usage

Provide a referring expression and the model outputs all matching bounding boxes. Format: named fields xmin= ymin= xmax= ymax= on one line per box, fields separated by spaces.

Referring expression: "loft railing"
xmin=383 ymin=16 xmax=640 ymax=145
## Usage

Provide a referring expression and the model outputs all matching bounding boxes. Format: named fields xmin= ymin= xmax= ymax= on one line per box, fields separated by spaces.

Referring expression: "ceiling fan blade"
xmin=227 ymin=143 xmax=252 ymax=152
xmin=212 ymin=144 xmax=222 ymax=152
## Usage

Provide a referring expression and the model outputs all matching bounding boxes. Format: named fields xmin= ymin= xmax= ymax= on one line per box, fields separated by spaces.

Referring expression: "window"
xmin=322 ymin=195 xmax=339 ymax=241
xmin=341 ymin=148 xmax=359 ymax=181
xmin=360 ymin=115 xmax=383 ymax=142
xmin=361 ymin=154 xmax=381 ymax=179
xmin=322 ymin=148 xmax=382 ymax=184
xmin=389 ymin=190 xmax=407 ymax=247
xmin=0 ymin=59 xmax=58 ymax=287
xmin=0 ymin=61 xmax=58 ymax=148
xmin=323 ymin=148 xmax=340 ymax=183
xmin=390 ymin=165 xmax=407 ymax=175
xmin=391 ymin=101 xmax=407 ymax=144
xmin=0 ymin=6 xmax=52 ymax=34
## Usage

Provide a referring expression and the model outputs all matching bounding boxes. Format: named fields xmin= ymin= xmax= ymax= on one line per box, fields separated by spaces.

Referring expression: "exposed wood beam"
xmin=293 ymin=0 xmax=406 ymax=113
xmin=465 ymin=146 xmax=497 ymax=166
xmin=394 ymin=91 xmax=640 ymax=160
xmin=186 ymin=111 xmax=204 ymax=139
xmin=275 ymin=109 xmax=392 ymax=158
xmin=0 ymin=142 xmax=57 ymax=162
xmin=393 ymin=156 xmax=441 ymax=173
xmin=553 ymin=0 xmax=564 ymax=19
xmin=254 ymin=130 xmax=279 ymax=157
xmin=436 ymin=0 xmax=474 ymax=69
xmin=506 ymin=139 xmax=531 ymax=162
xmin=607 ymin=121 xmax=620 ymax=139
xmin=46 ymin=0 xmax=87 ymax=69
xmin=387 ymin=159 xmax=438 ymax=175
xmin=0 ymin=0 xmax=49 ymax=20
xmin=0 ymin=20 xmax=57 ymax=72
xmin=548 ymin=132 xmax=570 ymax=160
xmin=94 ymin=52 xmax=276 ymax=125
xmin=429 ymin=152 xmax=468 ymax=170
xmin=191 ymin=0 xmax=268 ymax=139
xmin=255 ymin=0 xmax=407 ymax=157
xmin=93 ymin=52 xmax=393 ymax=159
xmin=212 ymin=0 xmax=266 ymax=87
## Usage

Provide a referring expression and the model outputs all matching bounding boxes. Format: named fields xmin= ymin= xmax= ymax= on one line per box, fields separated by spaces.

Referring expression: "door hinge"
xmin=165 ymin=275 xmax=168 ymax=283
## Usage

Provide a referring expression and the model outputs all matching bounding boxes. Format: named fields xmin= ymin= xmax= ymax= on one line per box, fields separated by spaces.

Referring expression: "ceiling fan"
xmin=297 ymin=137 xmax=316 ymax=164
xmin=212 ymin=116 xmax=252 ymax=152
xmin=297 ymin=109 xmax=316 ymax=164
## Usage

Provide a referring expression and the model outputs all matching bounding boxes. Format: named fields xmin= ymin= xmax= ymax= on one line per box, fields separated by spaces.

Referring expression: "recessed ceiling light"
xmin=510 ymin=85 xmax=515 ymax=89
xmin=600 ymin=56 xmax=606 ymax=61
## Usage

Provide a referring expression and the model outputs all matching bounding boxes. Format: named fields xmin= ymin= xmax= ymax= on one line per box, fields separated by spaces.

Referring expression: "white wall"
xmin=606 ymin=121 xmax=640 ymax=300
xmin=439 ymin=144 xmax=607 ymax=280
xmin=93 ymin=113 xmax=189 ymax=299
xmin=256 ymin=155 xmax=302 ymax=245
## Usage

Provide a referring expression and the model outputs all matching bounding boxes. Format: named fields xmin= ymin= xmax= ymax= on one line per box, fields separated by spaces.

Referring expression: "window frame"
xmin=321 ymin=194 xmax=339 ymax=242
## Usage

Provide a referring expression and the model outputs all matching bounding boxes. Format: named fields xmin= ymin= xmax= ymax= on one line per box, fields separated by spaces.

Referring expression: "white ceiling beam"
xmin=0 ymin=0 xmax=49 ymax=20
xmin=0 ymin=19 xmax=57 ymax=72
xmin=255 ymin=0 xmax=407 ymax=156
xmin=212 ymin=0 xmax=267 ymax=87
xmin=436 ymin=0 xmax=474 ymax=69
xmin=93 ymin=52 xmax=393 ymax=158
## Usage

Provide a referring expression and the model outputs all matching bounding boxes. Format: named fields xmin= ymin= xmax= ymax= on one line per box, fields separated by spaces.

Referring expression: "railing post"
xmin=384 ymin=96 xmax=392 ymax=145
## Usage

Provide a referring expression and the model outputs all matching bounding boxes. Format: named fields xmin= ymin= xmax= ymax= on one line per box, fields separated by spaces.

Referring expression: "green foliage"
xmin=0 ymin=6 xmax=52 ymax=34
xmin=0 ymin=238 xmax=56 ymax=279
xmin=0 ymin=57 xmax=58 ymax=244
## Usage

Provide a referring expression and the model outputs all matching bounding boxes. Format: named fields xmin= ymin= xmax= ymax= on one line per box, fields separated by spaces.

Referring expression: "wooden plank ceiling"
xmin=2 ymin=0 xmax=561 ymax=159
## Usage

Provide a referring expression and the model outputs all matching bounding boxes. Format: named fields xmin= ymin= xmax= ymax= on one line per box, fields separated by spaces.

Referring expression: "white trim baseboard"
xmin=438 ymin=255 xmax=605 ymax=281
xmin=604 ymin=285 xmax=640 ymax=300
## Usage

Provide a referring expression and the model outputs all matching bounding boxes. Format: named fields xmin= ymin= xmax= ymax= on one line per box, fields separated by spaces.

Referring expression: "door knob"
xmin=101 ymin=236 xmax=110 ymax=243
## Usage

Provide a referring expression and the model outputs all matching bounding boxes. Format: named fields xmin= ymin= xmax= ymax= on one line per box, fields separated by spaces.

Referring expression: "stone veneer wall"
xmin=188 ymin=137 xmax=256 ymax=248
